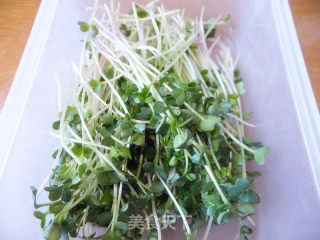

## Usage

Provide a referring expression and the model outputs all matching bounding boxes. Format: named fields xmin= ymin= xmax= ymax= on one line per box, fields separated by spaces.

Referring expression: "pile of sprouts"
xmin=31 ymin=1 xmax=269 ymax=240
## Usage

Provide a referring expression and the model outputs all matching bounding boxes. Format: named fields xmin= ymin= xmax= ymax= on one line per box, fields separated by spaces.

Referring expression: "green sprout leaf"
xmin=226 ymin=177 xmax=249 ymax=197
xmin=143 ymin=162 xmax=154 ymax=172
xmin=44 ymin=222 xmax=61 ymax=240
xmin=34 ymin=211 xmax=47 ymax=228
xmin=240 ymin=225 xmax=253 ymax=240
xmin=239 ymin=190 xmax=260 ymax=204
xmin=97 ymin=126 xmax=111 ymax=138
xmin=154 ymin=165 xmax=167 ymax=179
xmin=136 ymin=107 xmax=152 ymax=120
xmin=153 ymin=101 xmax=167 ymax=113
xmin=34 ymin=211 xmax=46 ymax=220
xmin=115 ymin=221 xmax=129 ymax=230
xmin=97 ymin=171 xmax=119 ymax=186
xmin=89 ymin=79 xmax=102 ymax=92
xmin=149 ymin=181 xmax=164 ymax=193
xmin=190 ymin=42 xmax=198 ymax=51
xmin=71 ymin=144 xmax=82 ymax=157
xmin=52 ymin=121 xmax=60 ymax=130
xmin=91 ymin=24 xmax=99 ymax=36
xmin=191 ymin=153 xmax=201 ymax=164
xmin=173 ymin=129 xmax=191 ymax=149
xmin=243 ymin=113 xmax=252 ymax=120
xmin=100 ymin=113 xmax=113 ymax=125
xmin=217 ymin=209 xmax=230 ymax=224
xmin=134 ymin=123 xmax=146 ymax=134
xmin=204 ymin=18 xmax=216 ymax=38
xmin=206 ymin=205 xmax=215 ymax=217
xmin=78 ymin=163 xmax=87 ymax=177
xmin=232 ymin=152 xmax=244 ymax=165
xmin=45 ymin=185 xmax=63 ymax=201
xmin=236 ymin=82 xmax=245 ymax=95
xmin=168 ymin=156 xmax=178 ymax=167
xmin=103 ymin=67 xmax=114 ymax=79
xmin=61 ymin=188 xmax=71 ymax=202
xmin=186 ymin=173 xmax=196 ymax=182
xmin=155 ymin=116 xmax=170 ymax=135
xmin=199 ymin=115 xmax=221 ymax=132
xmin=120 ymin=23 xmax=131 ymax=37
xmin=170 ymin=174 xmax=186 ymax=187
xmin=171 ymin=88 xmax=185 ymax=106
xmin=78 ymin=21 xmax=90 ymax=32
xmin=131 ymin=134 xmax=145 ymax=145
xmin=237 ymin=204 xmax=254 ymax=215
xmin=120 ymin=122 xmax=133 ymax=138
xmin=254 ymin=147 xmax=270 ymax=165
xmin=247 ymin=171 xmax=261 ymax=178
xmin=224 ymin=14 xmax=231 ymax=22
xmin=131 ymin=5 xmax=149 ymax=18
xmin=236 ymin=178 xmax=249 ymax=191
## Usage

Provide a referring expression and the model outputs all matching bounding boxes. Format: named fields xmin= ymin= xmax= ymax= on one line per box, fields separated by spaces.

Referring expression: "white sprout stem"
xmin=202 ymin=216 xmax=213 ymax=240
xmin=204 ymin=165 xmax=230 ymax=205
xmin=117 ymin=182 xmax=123 ymax=206
xmin=183 ymin=149 xmax=189 ymax=175
xmin=71 ymin=62 xmax=110 ymax=109
xmin=148 ymin=174 xmax=162 ymax=240
xmin=208 ymin=137 xmax=221 ymax=170
xmin=219 ymin=124 xmax=254 ymax=153
xmin=111 ymin=184 xmax=118 ymax=231
xmin=75 ymin=103 xmax=94 ymax=142
xmin=95 ymin=150 xmax=125 ymax=179
xmin=208 ymin=35 xmax=221 ymax=53
xmin=151 ymin=196 xmax=162 ymax=240
xmin=247 ymin=216 xmax=256 ymax=227
xmin=196 ymin=134 xmax=220 ymax=170
xmin=55 ymin=181 xmax=97 ymax=220
xmin=91 ymin=51 xmax=129 ymax=114
xmin=136 ymin=154 xmax=144 ymax=178
xmin=156 ymin=173 xmax=191 ymax=234
xmin=184 ymin=102 xmax=204 ymax=120
xmin=117 ymin=10 xmax=181 ymax=23
xmin=199 ymin=7 xmax=208 ymax=52
xmin=49 ymin=132 xmax=110 ymax=150
xmin=227 ymin=113 xmax=255 ymax=128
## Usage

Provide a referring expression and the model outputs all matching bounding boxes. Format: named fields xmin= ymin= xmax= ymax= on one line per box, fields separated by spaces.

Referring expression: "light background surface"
xmin=0 ymin=1 xmax=319 ymax=240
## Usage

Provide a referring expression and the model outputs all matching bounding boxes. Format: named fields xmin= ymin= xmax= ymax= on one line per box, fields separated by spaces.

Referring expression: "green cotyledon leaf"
xmin=44 ymin=222 xmax=61 ymax=240
xmin=199 ymin=115 xmax=221 ymax=132
xmin=149 ymin=181 xmax=164 ymax=193
xmin=78 ymin=21 xmax=89 ymax=32
xmin=173 ymin=129 xmax=192 ymax=149
xmin=254 ymin=147 xmax=270 ymax=165
xmin=153 ymin=101 xmax=167 ymax=113
xmin=237 ymin=204 xmax=254 ymax=215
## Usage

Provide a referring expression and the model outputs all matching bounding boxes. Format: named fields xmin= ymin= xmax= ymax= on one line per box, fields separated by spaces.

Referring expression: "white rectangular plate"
xmin=0 ymin=0 xmax=319 ymax=239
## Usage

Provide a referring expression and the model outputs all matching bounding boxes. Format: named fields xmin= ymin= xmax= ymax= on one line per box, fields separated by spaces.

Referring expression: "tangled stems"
xmin=32 ymin=1 xmax=270 ymax=240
